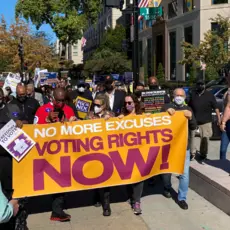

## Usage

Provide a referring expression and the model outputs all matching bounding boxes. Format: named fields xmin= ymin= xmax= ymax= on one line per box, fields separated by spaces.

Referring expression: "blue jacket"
xmin=0 ymin=182 xmax=13 ymax=223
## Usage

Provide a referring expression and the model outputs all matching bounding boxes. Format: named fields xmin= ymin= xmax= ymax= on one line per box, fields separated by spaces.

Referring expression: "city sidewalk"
xmin=26 ymin=139 xmax=230 ymax=229
xmin=27 ymin=202 xmax=148 ymax=230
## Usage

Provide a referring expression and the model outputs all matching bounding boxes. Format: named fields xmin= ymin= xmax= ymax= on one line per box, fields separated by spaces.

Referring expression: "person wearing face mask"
xmin=10 ymin=83 xmax=40 ymax=124
xmin=188 ymin=80 xmax=221 ymax=160
xmin=148 ymin=76 xmax=170 ymax=107
xmin=99 ymin=75 xmax=126 ymax=116
xmin=26 ymin=83 xmax=44 ymax=106
xmin=69 ymin=80 xmax=93 ymax=119
xmin=134 ymin=82 xmax=145 ymax=113
xmin=34 ymin=88 xmax=76 ymax=222
xmin=118 ymin=94 xmax=147 ymax=215
xmin=85 ymin=94 xmax=114 ymax=216
xmin=161 ymin=88 xmax=197 ymax=210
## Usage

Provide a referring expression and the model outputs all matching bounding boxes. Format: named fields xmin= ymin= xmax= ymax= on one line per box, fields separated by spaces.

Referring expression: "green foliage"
xmin=99 ymin=25 xmax=126 ymax=52
xmin=179 ymin=15 xmax=230 ymax=74
xmin=188 ymin=66 xmax=196 ymax=86
xmin=205 ymin=65 xmax=219 ymax=81
xmin=156 ymin=63 xmax=165 ymax=83
xmin=15 ymin=0 xmax=102 ymax=45
xmin=84 ymin=25 xmax=131 ymax=75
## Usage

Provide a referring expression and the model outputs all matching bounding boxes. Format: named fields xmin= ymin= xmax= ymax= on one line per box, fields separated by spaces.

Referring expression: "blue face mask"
xmin=174 ymin=96 xmax=185 ymax=105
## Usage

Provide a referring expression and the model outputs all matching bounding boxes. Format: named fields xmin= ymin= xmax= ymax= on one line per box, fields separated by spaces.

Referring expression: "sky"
xmin=0 ymin=0 xmax=56 ymax=42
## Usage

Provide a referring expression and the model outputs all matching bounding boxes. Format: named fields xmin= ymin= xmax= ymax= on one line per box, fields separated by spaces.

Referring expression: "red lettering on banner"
xmin=33 ymin=145 xmax=170 ymax=191
xmin=33 ymin=156 xmax=71 ymax=191
xmin=109 ymin=146 xmax=160 ymax=180
xmin=72 ymin=153 xmax=113 ymax=185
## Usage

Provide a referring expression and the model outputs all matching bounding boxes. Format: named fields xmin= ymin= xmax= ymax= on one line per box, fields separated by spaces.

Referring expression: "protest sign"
xmin=0 ymin=120 xmax=35 ymax=162
xmin=141 ymin=90 xmax=167 ymax=114
xmin=13 ymin=112 xmax=188 ymax=198
xmin=3 ymin=73 xmax=21 ymax=93
xmin=34 ymin=69 xmax=48 ymax=88
xmin=74 ymin=96 xmax=92 ymax=119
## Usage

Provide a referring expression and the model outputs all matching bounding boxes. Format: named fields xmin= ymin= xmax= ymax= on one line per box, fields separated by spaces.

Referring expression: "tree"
xmin=15 ymin=0 xmax=102 ymax=46
xmin=188 ymin=66 xmax=196 ymax=86
xmin=179 ymin=15 xmax=230 ymax=80
xmin=83 ymin=25 xmax=131 ymax=75
xmin=0 ymin=16 xmax=59 ymax=73
xmin=156 ymin=63 xmax=165 ymax=84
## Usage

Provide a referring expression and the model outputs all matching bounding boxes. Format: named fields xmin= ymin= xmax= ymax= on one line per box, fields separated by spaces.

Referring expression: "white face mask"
xmin=94 ymin=106 xmax=103 ymax=114
xmin=174 ymin=96 xmax=185 ymax=105
xmin=78 ymin=87 xmax=85 ymax=93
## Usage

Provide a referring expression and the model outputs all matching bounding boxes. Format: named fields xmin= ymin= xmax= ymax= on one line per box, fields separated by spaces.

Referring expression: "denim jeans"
xmin=162 ymin=150 xmax=190 ymax=201
xmin=220 ymin=121 xmax=230 ymax=160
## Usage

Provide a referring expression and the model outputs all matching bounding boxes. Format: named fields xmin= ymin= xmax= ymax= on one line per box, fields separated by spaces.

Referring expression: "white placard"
xmin=0 ymin=120 xmax=35 ymax=162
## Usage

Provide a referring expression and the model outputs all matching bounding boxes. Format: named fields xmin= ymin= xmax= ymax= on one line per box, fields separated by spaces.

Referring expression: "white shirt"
xmin=106 ymin=90 xmax=115 ymax=110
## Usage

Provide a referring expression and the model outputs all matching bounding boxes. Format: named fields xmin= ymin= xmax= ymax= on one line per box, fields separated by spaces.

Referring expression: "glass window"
xmin=169 ymin=31 xmax=176 ymax=80
xmin=211 ymin=22 xmax=228 ymax=50
xmin=73 ymin=52 xmax=78 ymax=56
xmin=183 ymin=0 xmax=194 ymax=13
xmin=139 ymin=41 xmax=143 ymax=67
xmin=212 ymin=0 xmax=228 ymax=4
xmin=168 ymin=3 xmax=177 ymax=19
xmin=184 ymin=26 xmax=193 ymax=80
xmin=147 ymin=38 xmax=152 ymax=76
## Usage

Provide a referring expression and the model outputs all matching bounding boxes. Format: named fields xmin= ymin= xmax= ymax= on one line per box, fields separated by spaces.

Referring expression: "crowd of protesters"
xmin=0 ymin=69 xmax=229 ymax=229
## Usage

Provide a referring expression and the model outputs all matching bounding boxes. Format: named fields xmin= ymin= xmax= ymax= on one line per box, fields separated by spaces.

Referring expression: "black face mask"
xmin=17 ymin=95 xmax=27 ymax=103
xmin=105 ymin=84 xmax=114 ymax=92
xmin=135 ymin=90 xmax=142 ymax=98
xmin=196 ymin=85 xmax=205 ymax=92
xmin=149 ymin=85 xmax=158 ymax=90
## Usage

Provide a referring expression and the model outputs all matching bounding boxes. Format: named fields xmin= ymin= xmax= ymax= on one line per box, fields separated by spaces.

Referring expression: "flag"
xmin=131 ymin=14 xmax=143 ymax=24
xmin=138 ymin=0 xmax=149 ymax=8
xmin=81 ymin=37 xmax=87 ymax=49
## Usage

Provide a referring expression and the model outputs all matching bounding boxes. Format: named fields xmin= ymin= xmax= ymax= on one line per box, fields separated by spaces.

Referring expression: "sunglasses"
xmin=125 ymin=101 xmax=133 ymax=105
xmin=94 ymin=103 xmax=102 ymax=108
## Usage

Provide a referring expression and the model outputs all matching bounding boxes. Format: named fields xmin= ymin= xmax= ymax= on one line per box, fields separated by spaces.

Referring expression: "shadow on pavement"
xmin=204 ymin=159 xmax=230 ymax=174
xmin=27 ymin=177 xmax=168 ymax=215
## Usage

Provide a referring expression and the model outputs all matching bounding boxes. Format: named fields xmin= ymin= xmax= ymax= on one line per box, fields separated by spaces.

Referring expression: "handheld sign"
xmin=74 ymin=96 xmax=92 ymax=119
xmin=141 ymin=90 xmax=167 ymax=114
xmin=0 ymin=120 xmax=35 ymax=162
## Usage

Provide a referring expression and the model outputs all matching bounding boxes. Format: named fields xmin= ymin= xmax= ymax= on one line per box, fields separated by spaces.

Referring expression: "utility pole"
xmin=133 ymin=0 xmax=139 ymax=86
xmin=18 ymin=36 xmax=24 ymax=77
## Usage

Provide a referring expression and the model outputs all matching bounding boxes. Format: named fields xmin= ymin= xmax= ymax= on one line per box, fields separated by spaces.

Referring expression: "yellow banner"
xmin=13 ymin=112 xmax=188 ymax=198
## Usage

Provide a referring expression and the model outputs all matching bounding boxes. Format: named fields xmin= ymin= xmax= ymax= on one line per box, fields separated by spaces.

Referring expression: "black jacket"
xmin=161 ymin=103 xmax=197 ymax=150
xmin=0 ymin=104 xmax=22 ymax=157
xmin=69 ymin=90 xmax=93 ymax=119
xmin=97 ymin=90 xmax=126 ymax=116
xmin=9 ymin=97 xmax=40 ymax=124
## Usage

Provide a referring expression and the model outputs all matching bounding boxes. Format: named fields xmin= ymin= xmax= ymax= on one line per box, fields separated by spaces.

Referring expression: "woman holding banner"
xmin=86 ymin=94 xmax=114 ymax=216
xmin=118 ymin=94 xmax=144 ymax=215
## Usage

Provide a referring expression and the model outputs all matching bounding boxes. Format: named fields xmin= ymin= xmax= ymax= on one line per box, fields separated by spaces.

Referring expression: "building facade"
xmin=152 ymin=0 xmax=230 ymax=81
xmin=55 ymin=40 xmax=83 ymax=65
xmin=83 ymin=6 xmax=124 ymax=61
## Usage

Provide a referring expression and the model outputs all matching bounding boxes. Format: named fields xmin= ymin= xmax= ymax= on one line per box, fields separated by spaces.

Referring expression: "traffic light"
xmin=18 ymin=44 xmax=24 ymax=57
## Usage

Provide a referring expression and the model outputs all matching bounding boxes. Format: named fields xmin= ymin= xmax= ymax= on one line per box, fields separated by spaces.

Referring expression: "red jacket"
xmin=34 ymin=102 xmax=75 ymax=124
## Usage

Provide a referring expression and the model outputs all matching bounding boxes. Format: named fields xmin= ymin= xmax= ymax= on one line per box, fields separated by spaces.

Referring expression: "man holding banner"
xmin=161 ymin=88 xmax=197 ymax=210
xmin=34 ymin=88 xmax=76 ymax=222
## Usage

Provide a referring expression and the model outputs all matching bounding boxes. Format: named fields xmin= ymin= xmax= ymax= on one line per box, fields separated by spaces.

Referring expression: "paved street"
xmin=27 ymin=138 xmax=230 ymax=230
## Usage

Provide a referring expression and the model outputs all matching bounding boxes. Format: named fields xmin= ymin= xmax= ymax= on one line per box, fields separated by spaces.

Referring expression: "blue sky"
xmin=1 ymin=0 xmax=56 ymax=42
